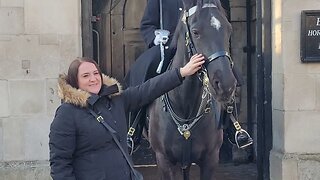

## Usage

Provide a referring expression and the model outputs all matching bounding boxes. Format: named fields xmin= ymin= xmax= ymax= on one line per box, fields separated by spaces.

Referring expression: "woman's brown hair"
xmin=66 ymin=57 xmax=103 ymax=89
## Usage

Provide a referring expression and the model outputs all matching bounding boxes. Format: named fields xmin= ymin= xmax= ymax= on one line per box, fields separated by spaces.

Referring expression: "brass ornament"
xmin=183 ymin=130 xmax=191 ymax=140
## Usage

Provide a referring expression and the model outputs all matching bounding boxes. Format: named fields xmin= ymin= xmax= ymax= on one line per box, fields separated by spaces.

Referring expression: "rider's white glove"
xmin=153 ymin=29 xmax=170 ymax=46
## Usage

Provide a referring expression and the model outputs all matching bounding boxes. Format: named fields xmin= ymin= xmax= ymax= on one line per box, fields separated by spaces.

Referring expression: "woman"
xmin=49 ymin=54 xmax=204 ymax=180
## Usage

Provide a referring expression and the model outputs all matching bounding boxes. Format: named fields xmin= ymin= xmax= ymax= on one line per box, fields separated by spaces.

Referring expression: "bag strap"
xmin=87 ymin=108 xmax=136 ymax=172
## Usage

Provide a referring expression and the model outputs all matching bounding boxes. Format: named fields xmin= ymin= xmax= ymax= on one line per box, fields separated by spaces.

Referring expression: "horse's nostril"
xmin=213 ymin=79 xmax=219 ymax=88
xmin=213 ymin=80 xmax=221 ymax=92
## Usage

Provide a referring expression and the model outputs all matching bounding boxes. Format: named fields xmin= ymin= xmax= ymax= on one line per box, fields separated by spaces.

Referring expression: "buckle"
xmin=233 ymin=121 xmax=241 ymax=131
xmin=226 ymin=105 xmax=233 ymax=113
xmin=127 ymin=127 xmax=135 ymax=136
xmin=96 ymin=116 xmax=103 ymax=122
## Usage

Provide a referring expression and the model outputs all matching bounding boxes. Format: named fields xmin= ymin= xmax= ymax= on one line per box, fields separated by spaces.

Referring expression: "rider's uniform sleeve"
xmin=140 ymin=0 xmax=160 ymax=48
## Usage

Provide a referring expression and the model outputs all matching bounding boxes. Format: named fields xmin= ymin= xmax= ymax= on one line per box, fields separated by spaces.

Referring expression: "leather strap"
xmin=87 ymin=108 xmax=136 ymax=172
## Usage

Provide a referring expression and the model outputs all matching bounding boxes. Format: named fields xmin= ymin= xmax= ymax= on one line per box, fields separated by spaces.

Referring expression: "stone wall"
xmin=270 ymin=0 xmax=320 ymax=179
xmin=0 ymin=0 xmax=81 ymax=179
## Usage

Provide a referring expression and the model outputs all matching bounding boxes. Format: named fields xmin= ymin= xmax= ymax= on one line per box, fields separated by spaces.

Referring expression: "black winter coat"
xmin=49 ymin=69 xmax=183 ymax=180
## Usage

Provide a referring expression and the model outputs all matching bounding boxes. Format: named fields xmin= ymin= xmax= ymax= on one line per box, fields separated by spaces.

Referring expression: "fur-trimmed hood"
xmin=57 ymin=74 xmax=123 ymax=107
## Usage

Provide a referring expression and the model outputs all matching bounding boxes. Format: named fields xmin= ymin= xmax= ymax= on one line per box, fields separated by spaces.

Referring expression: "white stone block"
xmin=36 ymin=51 xmax=61 ymax=78
xmin=46 ymin=78 xmax=60 ymax=116
xmin=285 ymin=111 xmax=320 ymax=153
xmin=39 ymin=34 xmax=59 ymax=45
xmin=272 ymin=110 xmax=285 ymax=151
xmin=270 ymin=150 xmax=283 ymax=180
xmin=272 ymin=73 xmax=284 ymax=110
xmin=0 ymin=36 xmax=80 ymax=80
xmin=307 ymin=64 xmax=320 ymax=74
xmin=25 ymin=0 xmax=81 ymax=35
xmin=317 ymin=77 xmax=320 ymax=110
xmin=0 ymin=35 xmax=62 ymax=79
xmin=0 ymin=7 xmax=24 ymax=34
xmin=24 ymin=117 xmax=51 ymax=160
xmin=0 ymin=35 xmax=39 ymax=79
xmin=9 ymin=80 xmax=45 ymax=115
xmin=299 ymin=160 xmax=320 ymax=180
xmin=1 ymin=0 xmax=24 ymax=7
xmin=282 ymin=157 xmax=299 ymax=180
xmin=270 ymin=150 xmax=299 ymax=180
xmin=282 ymin=20 xmax=309 ymax=74
xmin=272 ymin=33 xmax=284 ymax=74
xmin=0 ymin=35 xmax=12 ymax=41
xmin=0 ymin=119 xmax=3 ymax=161
xmin=283 ymin=74 xmax=316 ymax=111
xmin=2 ymin=117 xmax=24 ymax=160
xmin=0 ymin=80 xmax=9 ymax=117
xmin=0 ymin=161 xmax=51 ymax=180
xmin=60 ymin=35 xmax=82 ymax=63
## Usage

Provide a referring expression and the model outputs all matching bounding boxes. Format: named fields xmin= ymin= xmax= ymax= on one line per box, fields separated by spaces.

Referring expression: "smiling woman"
xmin=49 ymin=55 xmax=204 ymax=180
xmin=77 ymin=62 xmax=102 ymax=94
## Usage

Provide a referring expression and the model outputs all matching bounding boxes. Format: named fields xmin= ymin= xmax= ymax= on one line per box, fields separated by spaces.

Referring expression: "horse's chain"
xmin=166 ymin=70 xmax=212 ymax=140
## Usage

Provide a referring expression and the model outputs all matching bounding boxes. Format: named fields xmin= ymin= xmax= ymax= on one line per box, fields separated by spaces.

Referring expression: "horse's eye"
xmin=192 ymin=29 xmax=200 ymax=38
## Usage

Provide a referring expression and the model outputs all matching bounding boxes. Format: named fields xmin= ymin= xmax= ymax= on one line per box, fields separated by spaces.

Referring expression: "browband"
xmin=185 ymin=3 xmax=217 ymax=18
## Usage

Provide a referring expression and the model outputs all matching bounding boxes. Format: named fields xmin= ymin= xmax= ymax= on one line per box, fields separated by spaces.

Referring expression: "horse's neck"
xmin=169 ymin=55 xmax=204 ymax=118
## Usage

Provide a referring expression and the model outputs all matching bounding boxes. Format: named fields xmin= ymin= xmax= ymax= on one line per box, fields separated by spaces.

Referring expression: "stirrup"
xmin=235 ymin=129 xmax=253 ymax=149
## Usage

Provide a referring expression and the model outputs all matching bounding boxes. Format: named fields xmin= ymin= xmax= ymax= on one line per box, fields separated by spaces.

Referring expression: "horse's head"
xmin=179 ymin=0 xmax=237 ymax=103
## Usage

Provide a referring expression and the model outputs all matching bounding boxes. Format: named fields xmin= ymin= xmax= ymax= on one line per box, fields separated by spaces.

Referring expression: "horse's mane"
xmin=170 ymin=0 xmax=227 ymax=51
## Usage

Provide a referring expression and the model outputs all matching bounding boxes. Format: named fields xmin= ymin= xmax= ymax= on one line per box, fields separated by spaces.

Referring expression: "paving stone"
xmin=136 ymin=163 xmax=257 ymax=180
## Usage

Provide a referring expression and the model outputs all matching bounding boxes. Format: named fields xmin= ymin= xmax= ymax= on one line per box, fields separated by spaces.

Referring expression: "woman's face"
xmin=77 ymin=62 xmax=102 ymax=94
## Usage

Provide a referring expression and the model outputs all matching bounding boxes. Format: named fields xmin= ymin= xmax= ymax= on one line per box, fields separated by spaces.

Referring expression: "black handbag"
xmin=88 ymin=108 xmax=143 ymax=180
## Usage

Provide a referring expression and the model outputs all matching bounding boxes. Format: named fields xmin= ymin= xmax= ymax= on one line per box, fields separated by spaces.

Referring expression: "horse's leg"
xmin=199 ymin=130 xmax=223 ymax=180
xmin=182 ymin=166 xmax=191 ymax=180
xmin=199 ymin=160 xmax=216 ymax=180
xmin=156 ymin=152 xmax=181 ymax=180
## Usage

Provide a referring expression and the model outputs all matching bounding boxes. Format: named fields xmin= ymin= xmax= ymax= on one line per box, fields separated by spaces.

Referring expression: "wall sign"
xmin=301 ymin=10 xmax=320 ymax=62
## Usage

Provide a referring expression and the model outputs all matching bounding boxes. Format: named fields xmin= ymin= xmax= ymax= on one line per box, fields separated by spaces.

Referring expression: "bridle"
xmin=162 ymin=3 xmax=234 ymax=140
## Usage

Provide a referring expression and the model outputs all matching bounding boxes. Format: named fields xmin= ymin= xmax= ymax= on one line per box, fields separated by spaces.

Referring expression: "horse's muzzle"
xmin=211 ymin=77 xmax=236 ymax=103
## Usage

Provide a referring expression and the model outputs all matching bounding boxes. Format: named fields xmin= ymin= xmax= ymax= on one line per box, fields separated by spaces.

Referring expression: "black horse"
xmin=147 ymin=0 xmax=237 ymax=179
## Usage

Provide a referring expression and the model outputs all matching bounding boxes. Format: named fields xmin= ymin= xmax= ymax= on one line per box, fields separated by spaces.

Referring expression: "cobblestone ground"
xmin=136 ymin=163 xmax=257 ymax=180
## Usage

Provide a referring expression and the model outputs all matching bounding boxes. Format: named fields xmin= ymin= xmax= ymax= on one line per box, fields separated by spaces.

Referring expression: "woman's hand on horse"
xmin=180 ymin=54 xmax=205 ymax=77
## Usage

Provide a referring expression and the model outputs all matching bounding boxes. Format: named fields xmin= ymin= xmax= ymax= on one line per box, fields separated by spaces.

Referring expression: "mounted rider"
xmin=125 ymin=0 xmax=253 ymax=152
